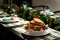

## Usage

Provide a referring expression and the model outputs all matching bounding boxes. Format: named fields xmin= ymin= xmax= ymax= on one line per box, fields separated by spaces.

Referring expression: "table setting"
xmin=0 ymin=4 xmax=60 ymax=40
xmin=1 ymin=16 xmax=60 ymax=40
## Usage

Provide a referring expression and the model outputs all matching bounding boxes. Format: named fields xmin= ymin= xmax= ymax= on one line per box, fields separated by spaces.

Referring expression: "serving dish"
xmin=14 ymin=25 xmax=50 ymax=36
xmin=0 ymin=17 xmax=19 ymax=23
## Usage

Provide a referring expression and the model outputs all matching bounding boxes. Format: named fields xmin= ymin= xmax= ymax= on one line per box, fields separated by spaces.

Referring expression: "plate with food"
xmin=15 ymin=18 xmax=50 ymax=36
xmin=1 ymin=17 xmax=19 ymax=23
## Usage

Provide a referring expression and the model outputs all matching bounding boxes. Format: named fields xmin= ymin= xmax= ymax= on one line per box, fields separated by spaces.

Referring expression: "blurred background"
xmin=0 ymin=0 xmax=60 ymax=12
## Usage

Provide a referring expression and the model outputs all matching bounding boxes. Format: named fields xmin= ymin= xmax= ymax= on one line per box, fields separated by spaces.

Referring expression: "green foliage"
xmin=38 ymin=14 xmax=48 ymax=24
xmin=5 ymin=5 xmax=15 ymax=14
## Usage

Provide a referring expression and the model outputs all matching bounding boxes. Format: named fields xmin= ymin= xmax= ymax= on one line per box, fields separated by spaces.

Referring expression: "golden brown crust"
xmin=25 ymin=18 xmax=48 ymax=31
xmin=33 ymin=18 xmax=45 ymax=24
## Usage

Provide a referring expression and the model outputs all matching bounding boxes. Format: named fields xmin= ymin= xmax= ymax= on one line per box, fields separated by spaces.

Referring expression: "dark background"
xmin=3 ymin=0 xmax=32 ymax=6
xmin=0 ymin=24 xmax=24 ymax=40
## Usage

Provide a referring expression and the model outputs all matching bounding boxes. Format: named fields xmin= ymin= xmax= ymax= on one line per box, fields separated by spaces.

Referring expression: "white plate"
xmin=14 ymin=25 xmax=50 ymax=36
xmin=0 ymin=17 xmax=19 ymax=23
xmin=1 ymin=20 xmax=18 ymax=23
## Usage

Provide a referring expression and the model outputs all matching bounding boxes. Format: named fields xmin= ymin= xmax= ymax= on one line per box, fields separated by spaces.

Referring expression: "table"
xmin=1 ymin=20 xmax=60 ymax=40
